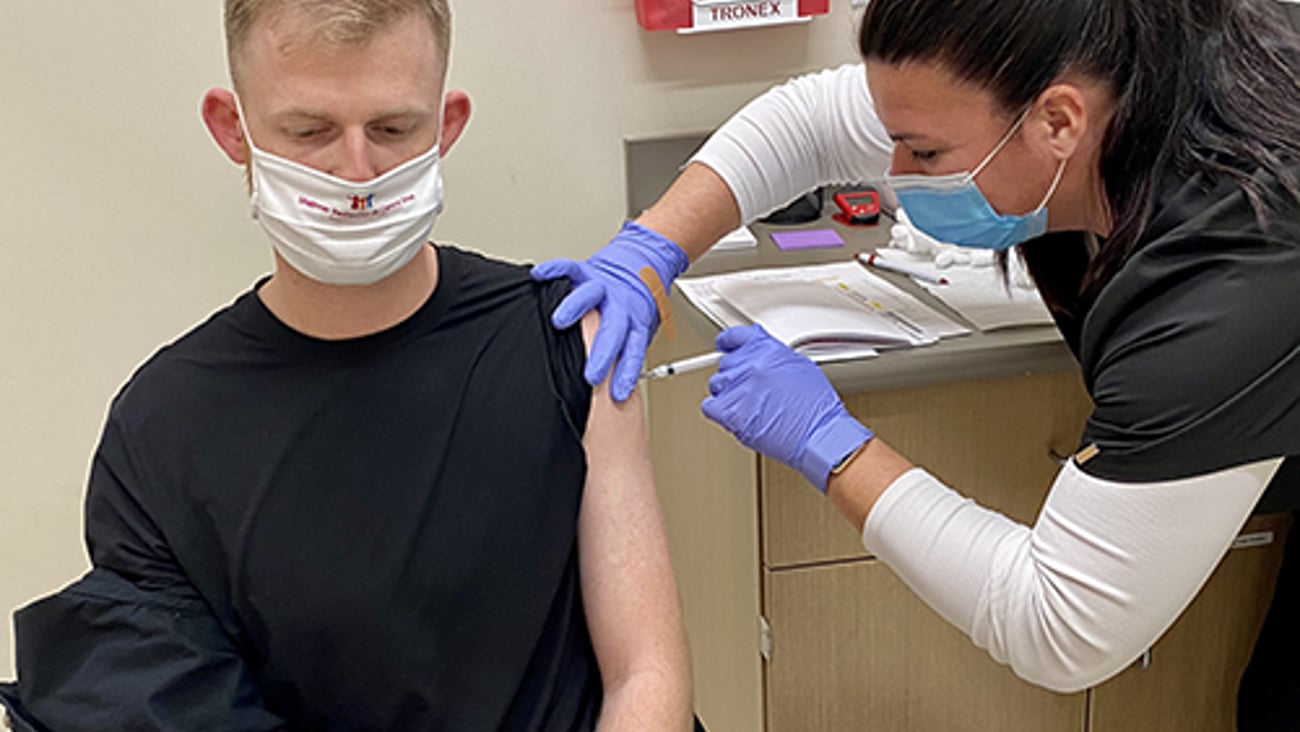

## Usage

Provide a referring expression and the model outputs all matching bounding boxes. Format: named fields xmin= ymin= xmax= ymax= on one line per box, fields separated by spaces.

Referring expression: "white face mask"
xmin=238 ymin=99 xmax=444 ymax=286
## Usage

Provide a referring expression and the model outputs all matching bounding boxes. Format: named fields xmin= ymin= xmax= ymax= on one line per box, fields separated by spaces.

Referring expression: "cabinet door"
xmin=763 ymin=369 xmax=1093 ymax=568
xmin=1089 ymin=514 xmax=1291 ymax=732
xmin=764 ymin=560 xmax=1087 ymax=732
xmin=647 ymin=334 xmax=766 ymax=732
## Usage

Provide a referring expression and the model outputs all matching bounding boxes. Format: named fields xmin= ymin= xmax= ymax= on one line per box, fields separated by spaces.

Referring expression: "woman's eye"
xmin=910 ymin=149 xmax=938 ymax=161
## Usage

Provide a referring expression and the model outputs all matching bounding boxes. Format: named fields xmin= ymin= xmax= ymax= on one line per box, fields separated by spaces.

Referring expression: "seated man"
xmin=0 ymin=1 xmax=693 ymax=729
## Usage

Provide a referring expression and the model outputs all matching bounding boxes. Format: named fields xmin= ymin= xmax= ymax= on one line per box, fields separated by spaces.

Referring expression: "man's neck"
xmin=257 ymin=245 xmax=440 ymax=340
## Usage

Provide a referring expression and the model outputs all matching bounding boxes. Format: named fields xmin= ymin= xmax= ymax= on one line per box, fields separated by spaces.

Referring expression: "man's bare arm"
xmin=577 ymin=312 xmax=694 ymax=731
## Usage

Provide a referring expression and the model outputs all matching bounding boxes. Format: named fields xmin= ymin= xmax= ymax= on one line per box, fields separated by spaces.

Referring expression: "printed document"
xmin=872 ymin=248 xmax=1054 ymax=331
xmin=676 ymin=262 xmax=969 ymax=364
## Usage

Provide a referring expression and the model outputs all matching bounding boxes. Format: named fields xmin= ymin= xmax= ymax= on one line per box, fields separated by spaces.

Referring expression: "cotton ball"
xmin=889 ymin=224 xmax=915 ymax=252
xmin=934 ymin=249 xmax=956 ymax=268
xmin=907 ymin=225 xmax=943 ymax=256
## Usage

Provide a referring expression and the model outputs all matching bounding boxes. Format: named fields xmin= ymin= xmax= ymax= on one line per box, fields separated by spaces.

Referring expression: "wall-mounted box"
xmin=636 ymin=0 xmax=829 ymax=34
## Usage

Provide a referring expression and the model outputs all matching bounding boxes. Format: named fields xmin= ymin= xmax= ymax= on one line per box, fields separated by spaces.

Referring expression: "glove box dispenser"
xmin=636 ymin=0 xmax=830 ymax=33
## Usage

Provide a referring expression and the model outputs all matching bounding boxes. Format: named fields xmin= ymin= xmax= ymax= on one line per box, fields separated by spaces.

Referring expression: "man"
xmin=0 ymin=1 xmax=692 ymax=729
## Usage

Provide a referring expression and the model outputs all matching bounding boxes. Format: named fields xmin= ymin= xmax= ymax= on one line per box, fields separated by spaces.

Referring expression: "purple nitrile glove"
xmin=531 ymin=221 xmax=689 ymax=403
xmin=701 ymin=325 xmax=874 ymax=493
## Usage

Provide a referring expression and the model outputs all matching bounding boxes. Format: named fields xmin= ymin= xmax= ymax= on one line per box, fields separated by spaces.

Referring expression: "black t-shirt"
xmin=1022 ymin=163 xmax=1300 ymax=506
xmin=15 ymin=246 xmax=601 ymax=731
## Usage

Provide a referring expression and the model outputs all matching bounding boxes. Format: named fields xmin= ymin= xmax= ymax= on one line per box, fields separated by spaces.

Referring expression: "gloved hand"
xmin=891 ymin=207 xmax=994 ymax=268
xmin=701 ymin=325 xmax=874 ymax=493
xmin=532 ymin=221 xmax=689 ymax=402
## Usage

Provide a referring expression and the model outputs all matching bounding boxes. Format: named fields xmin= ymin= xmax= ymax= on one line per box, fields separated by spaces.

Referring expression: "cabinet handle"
xmin=1232 ymin=531 xmax=1276 ymax=550
xmin=1048 ymin=448 xmax=1070 ymax=466
xmin=1120 ymin=534 xmax=1272 ymax=675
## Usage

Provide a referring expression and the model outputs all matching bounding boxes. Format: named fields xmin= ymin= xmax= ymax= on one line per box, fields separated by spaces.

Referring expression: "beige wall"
xmin=0 ymin=2 xmax=863 ymax=677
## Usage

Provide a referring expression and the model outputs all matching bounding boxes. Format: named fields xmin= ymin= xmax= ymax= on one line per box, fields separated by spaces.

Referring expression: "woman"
xmin=534 ymin=0 xmax=1300 ymax=726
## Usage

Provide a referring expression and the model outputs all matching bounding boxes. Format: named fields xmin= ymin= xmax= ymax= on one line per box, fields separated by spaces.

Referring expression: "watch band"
xmin=831 ymin=440 xmax=869 ymax=476
xmin=798 ymin=416 xmax=875 ymax=493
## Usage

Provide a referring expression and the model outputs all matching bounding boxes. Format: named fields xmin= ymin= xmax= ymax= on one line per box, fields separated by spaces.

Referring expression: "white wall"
xmin=0 ymin=1 xmax=864 ymax=677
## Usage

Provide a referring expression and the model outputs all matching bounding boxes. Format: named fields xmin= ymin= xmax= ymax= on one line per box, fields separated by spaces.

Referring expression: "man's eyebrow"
xmin=370 ymin=109 xmax=429 ymax=122
xmin=271 ymin=108 xmax=332 ymax=122
xmin=271 ymin=107 xmax=431 ymax=122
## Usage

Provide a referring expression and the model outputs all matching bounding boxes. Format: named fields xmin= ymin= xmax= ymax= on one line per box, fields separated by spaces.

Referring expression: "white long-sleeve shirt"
xmin=692 ymin=63 xmax=892 ymax=223
xmin=867 ymin=459 xmax=1279 ymax=692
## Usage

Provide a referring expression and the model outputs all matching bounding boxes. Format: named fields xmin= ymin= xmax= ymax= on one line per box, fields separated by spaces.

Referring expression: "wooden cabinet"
xmin=761 ymin=370 xmax=1093 ymax=731
xmin=647 ymin=348 xmax=1289 ymax=732
xmin=763 ymin=560 xmax=1084 ymax=731
xmin=1089 ymin=513 xmax=1289 ymax=731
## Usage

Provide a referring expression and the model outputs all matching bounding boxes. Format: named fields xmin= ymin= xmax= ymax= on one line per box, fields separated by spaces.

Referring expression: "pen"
xmin=641 ymin=351 xmax=724 ymax=380
xmin=855 ymin=251 xmax=949 ymax=286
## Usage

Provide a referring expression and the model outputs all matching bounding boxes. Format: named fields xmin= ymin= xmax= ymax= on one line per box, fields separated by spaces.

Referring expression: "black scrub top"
xmin=1021 ymin=160 xmax=1300 ymax=505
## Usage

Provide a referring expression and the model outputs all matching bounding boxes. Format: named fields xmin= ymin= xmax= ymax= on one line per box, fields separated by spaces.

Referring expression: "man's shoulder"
xmin=109 ymin=290 xmax=261 ymax=422
xmin=435 ymin=245 xmax=591 ymax=433
xmin=440 ymin=244 xmax=558 ymax=294
xmin=439 ymin=243 xmax=527 ymax=274
xmin=437 ymin=244 xmax=574 ymax=323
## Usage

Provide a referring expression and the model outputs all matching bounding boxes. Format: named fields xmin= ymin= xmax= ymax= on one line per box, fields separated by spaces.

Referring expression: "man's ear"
xmin=439 ymin=90 xmax=472 ymax=157
xmin=1034 ymin=83 xmax=1088 ymax=161
xmin=201 ymin=88 xmax=248 ymax=165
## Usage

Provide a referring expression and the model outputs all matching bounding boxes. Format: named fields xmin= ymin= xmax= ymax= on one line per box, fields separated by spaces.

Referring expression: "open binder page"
xmin=675 ymin=261 xmax=969 ymax=364
xmin=872 ymin=248 xmax=1055 ymax=331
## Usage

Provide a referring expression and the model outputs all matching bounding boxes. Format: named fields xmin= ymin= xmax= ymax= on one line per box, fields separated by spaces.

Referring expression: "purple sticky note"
xmin=770 ymin=228 xmax=845 ymax=251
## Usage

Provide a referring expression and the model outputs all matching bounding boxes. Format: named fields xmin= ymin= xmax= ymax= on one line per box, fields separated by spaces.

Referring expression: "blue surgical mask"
xmin=886 ymin=108 xmax=1066 ymax=251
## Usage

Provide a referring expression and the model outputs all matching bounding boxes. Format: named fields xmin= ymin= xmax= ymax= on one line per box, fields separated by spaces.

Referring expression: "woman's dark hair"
xmin=860 ymin=0 xmax=1300 ymax=294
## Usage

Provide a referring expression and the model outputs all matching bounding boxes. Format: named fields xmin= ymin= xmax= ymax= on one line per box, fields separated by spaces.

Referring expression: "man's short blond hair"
xmin=225 ymin=0 xmax=451 ymax=87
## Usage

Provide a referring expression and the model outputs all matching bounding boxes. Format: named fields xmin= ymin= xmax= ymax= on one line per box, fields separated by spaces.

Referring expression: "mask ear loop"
xmin=232 ymin=94 xmax=260 ymax=155
xmin=1035 ymin=159 xmax=1067 ymax=213
xmin=230 ymin=94 xmax=264 ymax=218
xmin=969 ymin=105 xmax=1034 ymax=181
